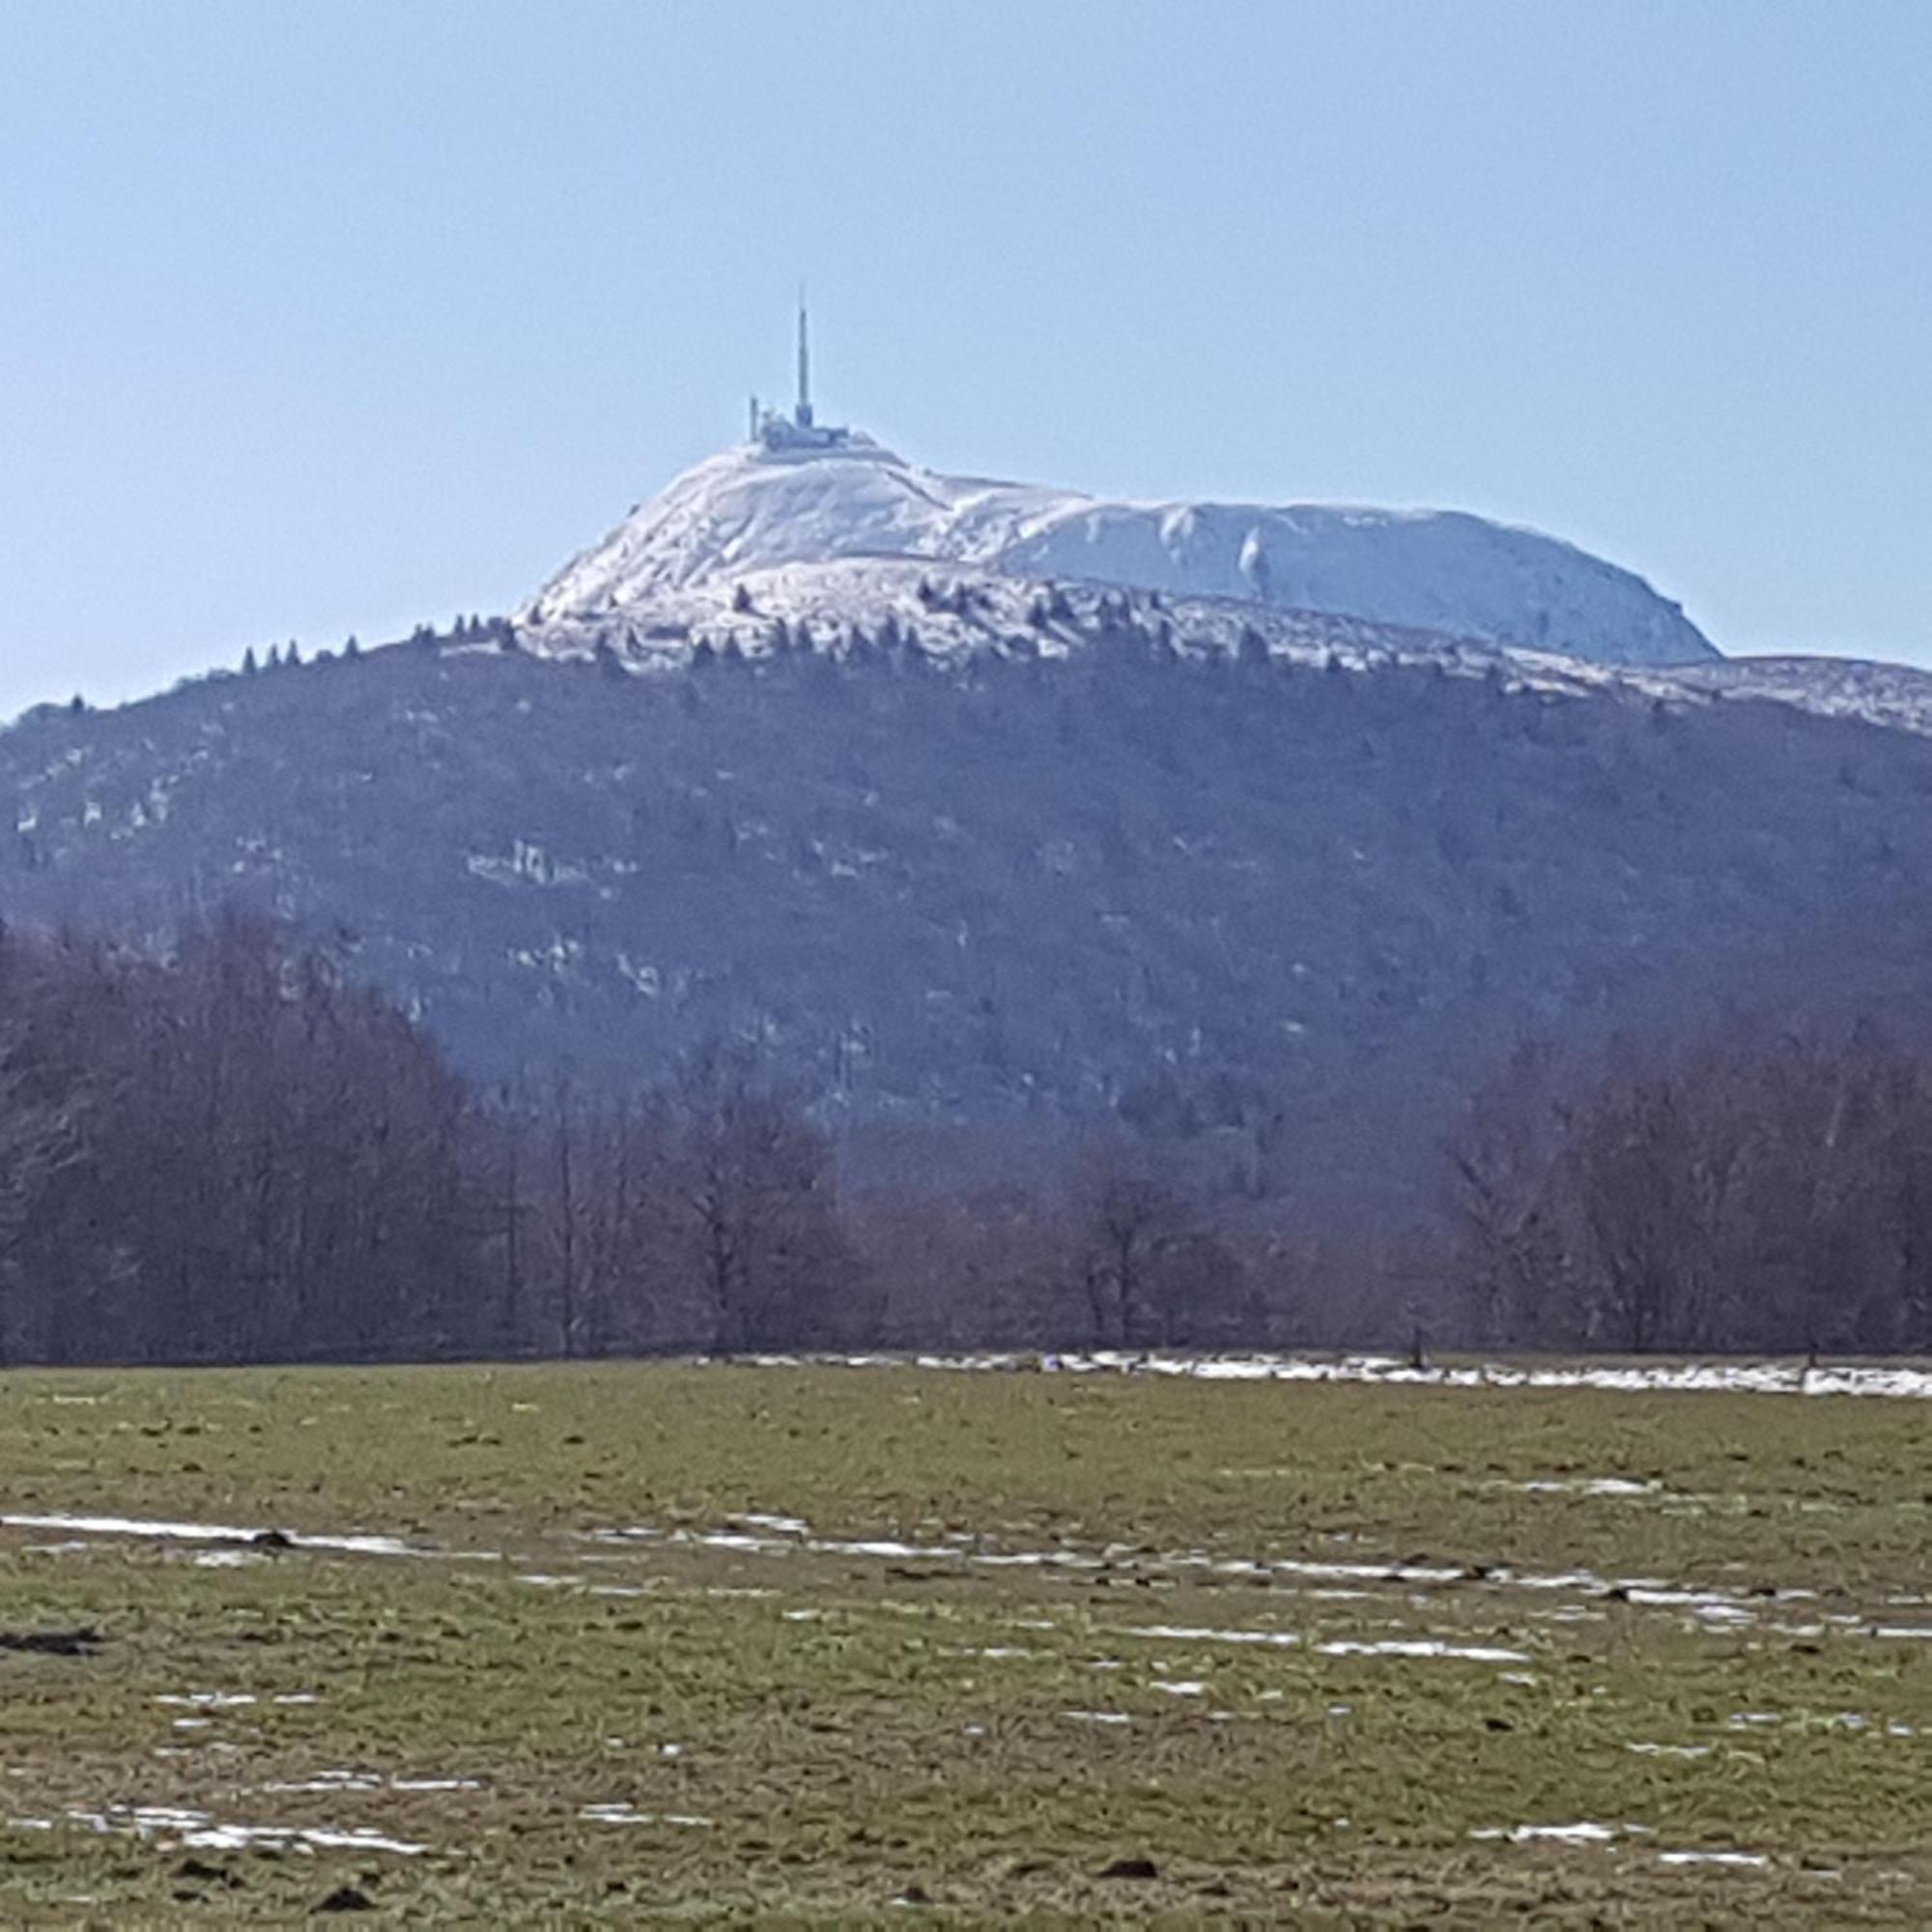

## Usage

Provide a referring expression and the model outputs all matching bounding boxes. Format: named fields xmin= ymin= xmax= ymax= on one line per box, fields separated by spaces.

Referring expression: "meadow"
xmin=2 ymin=1357 xmax=1929 ymax=1922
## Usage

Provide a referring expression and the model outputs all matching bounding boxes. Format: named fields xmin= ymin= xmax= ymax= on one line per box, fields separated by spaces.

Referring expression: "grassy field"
xmin=2 ymin=1358 xmax=1930 ymax=1923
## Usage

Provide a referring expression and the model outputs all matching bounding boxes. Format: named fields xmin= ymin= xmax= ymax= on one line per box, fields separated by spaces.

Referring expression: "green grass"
xmin=2 ymin=1360 xmax=1930 ymax=1922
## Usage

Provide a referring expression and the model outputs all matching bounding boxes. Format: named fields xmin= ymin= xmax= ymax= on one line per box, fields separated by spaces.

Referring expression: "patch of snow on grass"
xmin=1319 ymin=1638 xmax=1530 ymax=1663
xmin=26 ymin=1804 xmax=427 ymax=1856
xmin=776 ymin=1350 xmax=1932 ymax=1403
xmin=579 ymin=1804 xmax=711 ymax=1827
xmin=1472 ymin=1821 xmax=1622 ymax=1845
xmin=0 ymin=1511 xmax=423 ymax=1558
xmin=1122 ymin=1624 xmax=1302 ymax=1650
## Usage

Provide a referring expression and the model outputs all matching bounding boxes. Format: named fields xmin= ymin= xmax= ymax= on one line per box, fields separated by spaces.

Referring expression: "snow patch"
xmin=1317 ymin=1638 xmax=1530 ymax=1664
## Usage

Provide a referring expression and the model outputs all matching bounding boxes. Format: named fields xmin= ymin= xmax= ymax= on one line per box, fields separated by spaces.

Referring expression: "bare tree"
xmin=1069 ymin=1138 xmax=1246 ymax=1349
xmin=667 ymin=1061 xmax=865 ymax=1351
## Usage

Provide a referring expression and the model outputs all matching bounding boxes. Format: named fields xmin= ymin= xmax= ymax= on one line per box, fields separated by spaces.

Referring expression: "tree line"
xmin=1450 ymin=1028 xmax=1932 ymax=1353
xmin=0 ymin=919 xmax=1264 ymax=1366
xmin=0 ymin=917 xmax=1927 ymax=1365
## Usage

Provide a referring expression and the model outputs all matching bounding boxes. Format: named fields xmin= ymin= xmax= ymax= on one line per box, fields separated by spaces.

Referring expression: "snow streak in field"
xmin=739 ymin=1350 xmax=1932 ymax=1403
xmin=0 ymin=1511 xmax=426 ymax=1557
xmin=6 ymin=1805 xmax=427 ymax=1857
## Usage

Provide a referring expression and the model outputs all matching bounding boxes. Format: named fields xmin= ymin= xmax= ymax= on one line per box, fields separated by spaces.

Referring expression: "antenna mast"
xmin=795 ymin=285 xmax=813 ymax=428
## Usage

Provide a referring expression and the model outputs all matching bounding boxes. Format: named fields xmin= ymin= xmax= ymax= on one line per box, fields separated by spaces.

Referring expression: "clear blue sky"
xmin=3 ymin=0 xmax=1927 ymax=718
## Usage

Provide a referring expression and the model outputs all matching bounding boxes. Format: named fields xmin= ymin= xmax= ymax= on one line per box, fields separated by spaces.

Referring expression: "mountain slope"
xmin=3 ymin=615 xmax=1929 ymax=1218
xmin=518 ymin=438 xmax=1717 ymax=669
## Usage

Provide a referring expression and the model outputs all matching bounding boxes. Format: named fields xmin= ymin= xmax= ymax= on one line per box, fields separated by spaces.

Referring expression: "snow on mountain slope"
xmin=987 ymin=496 xmax=1712 ymax=667
xmin=520 ymin=553 xmax=1519 ymax=681
xmin=518 ymin=435 xmax=1718 ymax=669
xmin=1659 ymin=655 xmax=1932 ymax=738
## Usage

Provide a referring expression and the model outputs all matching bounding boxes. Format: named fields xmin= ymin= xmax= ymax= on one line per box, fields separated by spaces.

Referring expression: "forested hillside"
xmin=6 ymin=623 xmax=1932 ymax=1226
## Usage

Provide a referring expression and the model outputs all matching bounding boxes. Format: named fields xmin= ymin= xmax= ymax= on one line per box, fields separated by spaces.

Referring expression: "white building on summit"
xmin=749 ymin=297 xmax=850 ymax=452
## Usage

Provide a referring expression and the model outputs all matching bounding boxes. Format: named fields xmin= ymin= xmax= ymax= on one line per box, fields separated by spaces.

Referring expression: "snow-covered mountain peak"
xmin=519 ymin=436 xmax=1719 ymax=668
xmin=521 ymin=436 xmax=1067 ymax=623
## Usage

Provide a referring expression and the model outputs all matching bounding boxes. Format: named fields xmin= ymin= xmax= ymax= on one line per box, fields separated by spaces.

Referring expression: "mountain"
xmin=516 ymin=436 xmax=1717 ymax=670
xmin=6 ymin=431 xmax=1928 ymax=1221
xmin=4 ymin=611 xmax=1932 ymax=1221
